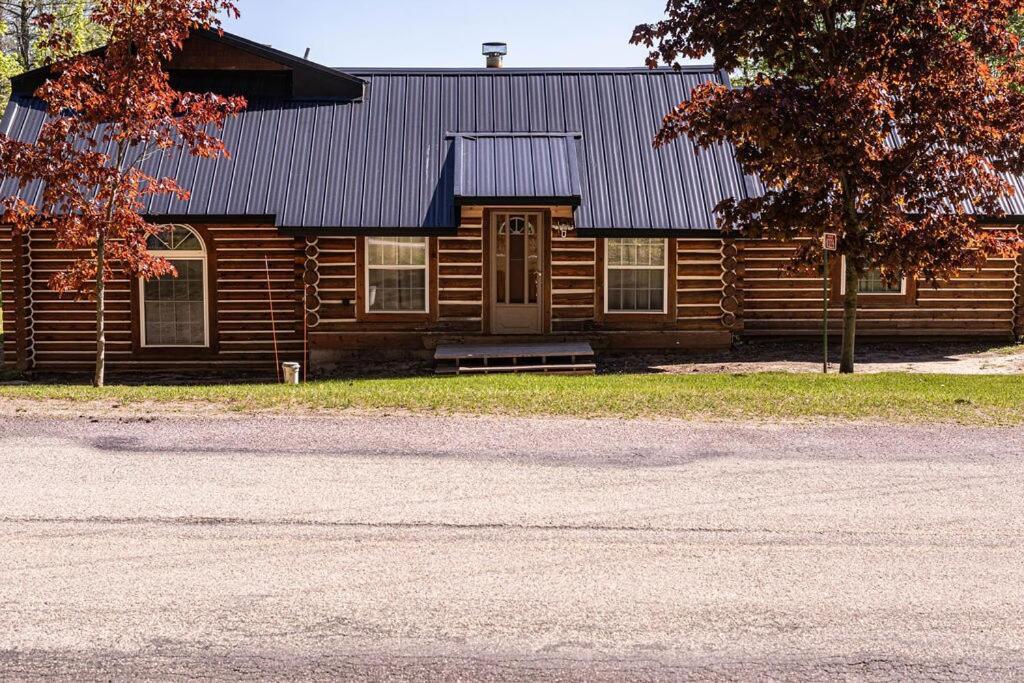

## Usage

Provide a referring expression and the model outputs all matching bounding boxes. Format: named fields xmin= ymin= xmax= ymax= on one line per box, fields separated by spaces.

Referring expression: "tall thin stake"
xmin=265 ymin=255 xmax=281 ymax=382
xmin=822 ymin=248 xmax=830 ymax=374
xmin=302 ymin=286 xmax=309 ymax=383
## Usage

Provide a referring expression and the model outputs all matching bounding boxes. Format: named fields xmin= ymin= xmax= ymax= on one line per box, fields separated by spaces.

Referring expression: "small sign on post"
xmin=821 ymin=233 xmax=838 ymax=373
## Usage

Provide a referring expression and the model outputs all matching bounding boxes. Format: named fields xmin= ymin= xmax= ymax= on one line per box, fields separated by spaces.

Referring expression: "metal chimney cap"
xmin=482 ymin=42 xmax=508 ymax=56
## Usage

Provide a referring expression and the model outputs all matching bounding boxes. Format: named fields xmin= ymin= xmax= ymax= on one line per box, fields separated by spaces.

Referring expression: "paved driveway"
xmin=1 ymin=415 xmax=1022 ymax=680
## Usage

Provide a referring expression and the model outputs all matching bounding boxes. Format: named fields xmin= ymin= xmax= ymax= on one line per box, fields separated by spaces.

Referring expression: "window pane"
xmin=606 ymin=239 xmax=620 ymax=265
xmin=369 ymin=268 xmax=427 ymax=312
xmin=607 ymin=265 xmax=665 ymax=312
xmin=648 ymin=240 xmax=666 ymax=265
xmin=147 ymin=225 xmax=202 ymax=252
xmin=368 ymin=237 xmax=427 ymax=266
xmin=143 ymin=258 xmax=206 ymax=346
xmin=366 ymin=236 xmax=429 ymax=312
xmin=859 ymin=267 xmax=902 ymax=294
xmin=496 ymin=228 xmax=507 ymax=304
xmin=607 ymin=238 xmax=665 ymax=267
xmin=509 ymin=228 xmax=526 ymax=304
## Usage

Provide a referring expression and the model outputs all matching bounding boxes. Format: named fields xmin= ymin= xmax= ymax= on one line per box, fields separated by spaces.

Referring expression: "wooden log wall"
xmin=550 ymin=226 xmax=597 ymax=333
xmin=308 ymin=236 xmax=357 ymax=327
xmin=1016 ymin=232 xmax=1024 ymax=340
xmin=720 ymin=237 xmax=743 ymax=334
xmin=4 ymin=222 xmax=304 ymax=373
xmin=740 ymin=239 xmax=1018 ymax=338
xmin=308 ymin=208 xmax=486 ymax=348
xmin=436 ymin=207 xmax=484 ymax=332
xmin=549 ymin=231 xmax=733 ymax=342
xmin=210 ymin=224 xmax=304 ymax=368
xmin=25 ymin=228 xmax=130 ymax=370
xmin=677 ymin=238 xmax=730 ymax=332
xmin=0 ymin=225 xmax=20 ymax=370
xmin=10 ymin=218 xmax=1019 ymax=373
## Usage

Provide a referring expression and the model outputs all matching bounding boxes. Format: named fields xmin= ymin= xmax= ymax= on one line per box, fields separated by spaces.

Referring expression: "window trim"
xmin=603 ymin=237 xmax=670 ymax=315
xmin=840 ymin=257 xmax=907 ymax=296
xmin=364 ymin=236 xmax=431 ymax=315
xmin=139 ymin=227 xmax=210 ymax=349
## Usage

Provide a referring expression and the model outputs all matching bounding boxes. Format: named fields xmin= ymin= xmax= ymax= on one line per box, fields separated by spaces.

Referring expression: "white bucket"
xmin=282 ymin=362 xmax=301 ymax=385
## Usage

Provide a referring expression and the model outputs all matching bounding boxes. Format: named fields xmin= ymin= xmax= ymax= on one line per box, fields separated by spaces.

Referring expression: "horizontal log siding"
xmin=309 ymin=236 xmax=357 ymax=326
xmin=14 ymin=223 xmax=304 ymax=372
xmin=0 ymin=226 xmax=19 ymax=369
xmin=741 ymin=239 xmax=1017 ymax=338
xmin=206 ymin=224 xmax=304 ymax=369
xmin=551 ymin=233 xmax=596 ymax=332
xmin=23 ymin=228 xmax=131 ymax=369
xmin=1016 ymin=237 xmax=1024 ymax=339
xmin=309 ymin=209 xmax=485 ymax=344
xmin=677 ymin=238 xmax=730 ymax=332
xmin=436 ymin=211 xmax=484 ymax=333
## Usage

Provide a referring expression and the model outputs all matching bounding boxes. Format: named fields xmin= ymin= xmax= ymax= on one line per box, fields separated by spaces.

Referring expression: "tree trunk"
xmin=94 ymin=233 xmax=105 ymax=387
xmin=17 ymin=1 xmax=32 ymax=69
xmin=94 ymin=140 xmax=126 ymax=388
xmin=839 ymin=261 xmax=859 ymax=374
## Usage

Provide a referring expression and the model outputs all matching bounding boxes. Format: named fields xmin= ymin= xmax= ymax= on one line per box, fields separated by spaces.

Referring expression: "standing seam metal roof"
xmin=452 ymin=133 xmax=584 ymax=207
xmin=0 ymin=65 xmax=766 ymax=234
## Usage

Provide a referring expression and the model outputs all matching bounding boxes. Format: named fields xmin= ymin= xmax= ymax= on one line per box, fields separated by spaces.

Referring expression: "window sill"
xmin=601 ymin=310 xmax=675 ymax=325
xmin=358 ymin=311 xmax=432 ymax=323
xmin=132 ymin=346 xmax=219 ymax=360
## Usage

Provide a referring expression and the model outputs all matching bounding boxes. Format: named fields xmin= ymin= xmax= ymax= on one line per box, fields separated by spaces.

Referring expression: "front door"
xmin=490 ymin=211 xmax=544 ymax=334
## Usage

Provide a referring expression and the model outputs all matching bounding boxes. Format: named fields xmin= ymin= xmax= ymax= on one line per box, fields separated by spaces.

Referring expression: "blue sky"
xmin=225 ymin=0 xmax=688 ymax=69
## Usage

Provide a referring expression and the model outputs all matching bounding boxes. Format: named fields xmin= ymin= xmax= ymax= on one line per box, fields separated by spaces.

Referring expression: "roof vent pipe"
xmin=483 ymin=42 xmax=507 ymax=68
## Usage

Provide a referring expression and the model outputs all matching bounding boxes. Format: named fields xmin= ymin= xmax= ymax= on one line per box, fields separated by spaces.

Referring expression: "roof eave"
xmin=455 ymin=196 xmax=582 ymax=208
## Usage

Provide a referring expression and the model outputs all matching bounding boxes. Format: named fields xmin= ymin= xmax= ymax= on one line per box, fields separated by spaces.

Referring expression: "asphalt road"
xmin=1 ymin=414 xmax=1022 ymax=681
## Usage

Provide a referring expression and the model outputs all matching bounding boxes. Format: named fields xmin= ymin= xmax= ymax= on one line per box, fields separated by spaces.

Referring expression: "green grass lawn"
xmin=2 ymin=372 xmax=1023 ymax=425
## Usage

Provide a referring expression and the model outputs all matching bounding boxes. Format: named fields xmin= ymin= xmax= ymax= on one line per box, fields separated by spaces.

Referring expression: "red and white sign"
xmin=822 ymin=233 xmax=838 ymax=252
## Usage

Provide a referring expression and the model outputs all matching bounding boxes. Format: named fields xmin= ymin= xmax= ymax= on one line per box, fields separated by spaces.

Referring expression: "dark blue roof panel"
xmin=453 ymin=133 xmax=583 ymax=206
xmin=0 ymin=66 xmax=771 ymax=233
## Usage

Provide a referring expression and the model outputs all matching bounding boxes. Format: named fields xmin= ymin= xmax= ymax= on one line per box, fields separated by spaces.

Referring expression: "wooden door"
xmin=490 ymin=211 xmax=544 ymax=334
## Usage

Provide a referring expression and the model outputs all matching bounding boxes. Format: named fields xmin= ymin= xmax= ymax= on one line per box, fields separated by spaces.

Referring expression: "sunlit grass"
xmin=2 ymin=372 xmax=1023 ymax=425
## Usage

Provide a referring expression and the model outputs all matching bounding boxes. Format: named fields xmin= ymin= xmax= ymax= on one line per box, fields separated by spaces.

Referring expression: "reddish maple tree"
xmin=0 ymin=0 xmax=245 ymax=386
xmin=634 ymin=1 xmax=1024 ymax=372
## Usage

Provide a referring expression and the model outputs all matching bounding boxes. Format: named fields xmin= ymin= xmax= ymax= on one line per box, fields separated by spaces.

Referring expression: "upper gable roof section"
xmin=323 ymin=66 xmax=760 ymax=234
xmin=10 ymin=29 xmax=365 ymax=101
xmin=1 ymin=64 xmax=766 ymax=233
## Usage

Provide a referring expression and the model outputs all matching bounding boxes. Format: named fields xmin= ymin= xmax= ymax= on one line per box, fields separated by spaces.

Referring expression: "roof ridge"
xmin=336 ymin=65 xmax=720 ymax=75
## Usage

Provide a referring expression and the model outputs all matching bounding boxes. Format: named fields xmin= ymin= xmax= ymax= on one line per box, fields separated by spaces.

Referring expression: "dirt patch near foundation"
xmin=599 ymin=341 xmax=1024 ymax=375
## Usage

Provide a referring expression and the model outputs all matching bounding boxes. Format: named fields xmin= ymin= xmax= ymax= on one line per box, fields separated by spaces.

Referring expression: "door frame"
xmin=483 ymin=208 xmax=551 ymax=335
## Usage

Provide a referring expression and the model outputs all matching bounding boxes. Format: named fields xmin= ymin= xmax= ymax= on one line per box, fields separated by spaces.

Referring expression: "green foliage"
xmin=32 ymin=0 xmax=107 ymax=67
xmin=0 ymin=1 xmax=106 ymax=114
xmin=0 ymin=22 xmax=20 ymax=116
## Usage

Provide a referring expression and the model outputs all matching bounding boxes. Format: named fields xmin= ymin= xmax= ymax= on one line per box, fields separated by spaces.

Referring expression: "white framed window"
xmin=604 ymin=238 xmax=669 ymax=313
xmin=140 ymin=225 xmax=209 ymax=348
xmin=841 ymin=257 xmax=907 ymax=295
xmin=365 ymin=236 xmax=429 ymax=313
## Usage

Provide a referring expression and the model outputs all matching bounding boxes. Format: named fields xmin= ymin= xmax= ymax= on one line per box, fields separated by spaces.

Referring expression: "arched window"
xmin=140 ymin=225 xmax=208 ymax=347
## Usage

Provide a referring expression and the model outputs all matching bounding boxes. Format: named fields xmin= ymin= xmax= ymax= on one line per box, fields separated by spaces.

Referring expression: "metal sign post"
xmin=822 ymin=233 xmax=838 ymax=374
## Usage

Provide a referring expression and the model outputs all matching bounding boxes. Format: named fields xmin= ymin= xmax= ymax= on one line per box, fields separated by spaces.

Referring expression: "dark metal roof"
xmin=453 ymin=133 xmax=584 ymax=207
xmin=1 ymin=62 xmax=767 ymax=233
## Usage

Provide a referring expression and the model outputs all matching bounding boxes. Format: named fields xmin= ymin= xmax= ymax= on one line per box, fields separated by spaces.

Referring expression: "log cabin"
xmin=1 ymin=30 xmax=1022 ymax=375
